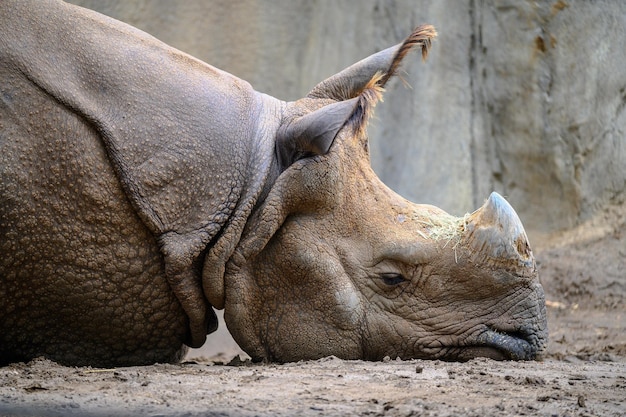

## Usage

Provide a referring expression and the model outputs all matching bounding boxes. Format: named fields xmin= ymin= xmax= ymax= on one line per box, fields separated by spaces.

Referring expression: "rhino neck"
xmin=249 ymin=96 xmax=287 ymax=211
xmin=202 ymin=94 xmax=286 ymax=310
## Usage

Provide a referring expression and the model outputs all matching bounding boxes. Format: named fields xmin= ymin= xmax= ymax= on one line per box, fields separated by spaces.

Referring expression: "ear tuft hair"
xmin=306 ymin=24 xmax=436 ymax=102
xmin=346 ymin=25 xmax=436 ymax=135
xmin=346 ymin=72 xmax=385 ymax=135
xmin=377 ymin=24 xmax=437 ymax=89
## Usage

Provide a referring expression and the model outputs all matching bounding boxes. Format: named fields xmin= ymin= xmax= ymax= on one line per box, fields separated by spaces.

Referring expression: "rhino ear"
xmin=307 ymin=25 xmax=436 ymax=101
xmin=276 ymin=98 xmax=359 ymax=171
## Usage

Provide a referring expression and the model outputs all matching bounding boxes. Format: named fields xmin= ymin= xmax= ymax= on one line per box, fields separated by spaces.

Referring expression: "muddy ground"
xmin=1 ymin=203 xmax=624 ymax=417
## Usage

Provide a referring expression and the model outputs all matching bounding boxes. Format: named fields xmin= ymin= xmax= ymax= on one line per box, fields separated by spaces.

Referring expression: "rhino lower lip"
xmin=448 ymin=328 xmax=537 ymax=361
xmin=473 ymin=329 xmax=536 ymax=361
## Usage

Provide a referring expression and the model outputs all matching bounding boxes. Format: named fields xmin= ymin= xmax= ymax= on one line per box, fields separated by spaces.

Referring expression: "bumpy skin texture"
xmin=0 ymin=81 xmax=187 ymax=365
xmin=1 ymin=0 xmax=547 ymax=366
xmin=1 ymin=0 xmax=279 ymax=366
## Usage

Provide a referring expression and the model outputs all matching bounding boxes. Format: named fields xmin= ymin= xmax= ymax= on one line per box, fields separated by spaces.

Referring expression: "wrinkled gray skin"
xmin=0 ymin=0 xmax=547 ymax=367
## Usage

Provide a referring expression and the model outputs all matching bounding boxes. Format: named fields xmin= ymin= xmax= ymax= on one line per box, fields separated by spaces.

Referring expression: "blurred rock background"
xmin=67 ymin=0 xmax=625 ymax=358
xmin=69 ymin=0 xmax=625 ymax=236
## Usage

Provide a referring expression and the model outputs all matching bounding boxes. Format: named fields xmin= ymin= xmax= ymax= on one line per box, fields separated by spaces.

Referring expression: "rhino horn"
xmin=464 ymin=192 xmax=535 ymax=276
xmin=307 ymin=25 xmax=437 ymax=101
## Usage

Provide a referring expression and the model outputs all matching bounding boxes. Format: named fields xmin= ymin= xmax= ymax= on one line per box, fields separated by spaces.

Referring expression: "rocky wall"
xmin=69 ymin=0 xmax=626 ymax=237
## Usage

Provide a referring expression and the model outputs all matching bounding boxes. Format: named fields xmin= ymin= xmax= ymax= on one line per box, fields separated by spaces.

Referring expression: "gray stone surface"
xmin=68 ymin=0 xmax=626 ymax=235
xmin=471 ymin=0 xmax=626 ymax=232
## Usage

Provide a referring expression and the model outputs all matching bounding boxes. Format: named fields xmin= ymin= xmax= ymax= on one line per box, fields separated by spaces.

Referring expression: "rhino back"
xmin=0 ymin=0 xmax=263 ymax=237
xmin=0 ymin=67 xmax=189 ymax=366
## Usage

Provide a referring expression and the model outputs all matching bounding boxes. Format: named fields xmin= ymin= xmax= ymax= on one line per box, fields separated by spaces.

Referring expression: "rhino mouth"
xmin=454 ymin=328 xmax=541 ymax=361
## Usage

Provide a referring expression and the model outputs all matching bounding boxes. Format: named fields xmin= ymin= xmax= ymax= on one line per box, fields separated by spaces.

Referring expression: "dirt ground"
xmin=1 ymin=203 xmax=624 ymax=417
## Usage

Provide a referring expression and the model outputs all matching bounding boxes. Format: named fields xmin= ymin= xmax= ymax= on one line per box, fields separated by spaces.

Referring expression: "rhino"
xmin=0 ymin=0 xmax=547 ymax=367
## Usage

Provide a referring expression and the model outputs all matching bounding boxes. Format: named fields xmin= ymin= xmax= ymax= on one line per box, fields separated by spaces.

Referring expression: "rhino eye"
xmin=380 ymin=273 xmax=407 ymax=286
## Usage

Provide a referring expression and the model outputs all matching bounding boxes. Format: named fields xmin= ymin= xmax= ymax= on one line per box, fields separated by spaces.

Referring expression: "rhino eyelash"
xmin=379 ymin=273 xmax=407 ymax=286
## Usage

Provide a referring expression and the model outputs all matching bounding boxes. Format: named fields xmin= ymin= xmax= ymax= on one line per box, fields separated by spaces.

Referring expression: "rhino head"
xmin=206 ymin=26 xmax=548 ymax=362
